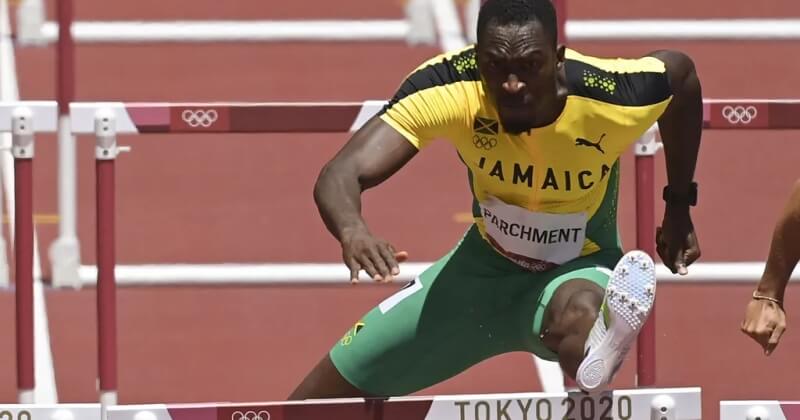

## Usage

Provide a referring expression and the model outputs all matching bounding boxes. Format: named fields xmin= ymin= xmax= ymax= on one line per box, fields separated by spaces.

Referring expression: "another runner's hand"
xmin=341 ymin=228 xmax=408 ymax=283
xmin=741 ymin=298 xmax=787 ymax=356
xmin=656 ymin=206 xmax=701 ymax=275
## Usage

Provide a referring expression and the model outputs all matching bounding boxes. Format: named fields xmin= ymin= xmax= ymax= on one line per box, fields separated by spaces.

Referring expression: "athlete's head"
xmin=476 ymin=0 xmax=566 ymax=135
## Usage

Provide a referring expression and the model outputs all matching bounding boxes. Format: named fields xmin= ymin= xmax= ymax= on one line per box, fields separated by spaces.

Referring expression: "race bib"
xmin=480 ymin=196 xmax=587 ymax=267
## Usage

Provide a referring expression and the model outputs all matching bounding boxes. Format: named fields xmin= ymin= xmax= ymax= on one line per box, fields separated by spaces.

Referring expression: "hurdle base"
xmin=101 ymin=390 xmax=118 ymax=406
xmin=17 ymin=389 xmax=34 ymax=404
xmin=49 ymin=236 xmax=81 ymax=289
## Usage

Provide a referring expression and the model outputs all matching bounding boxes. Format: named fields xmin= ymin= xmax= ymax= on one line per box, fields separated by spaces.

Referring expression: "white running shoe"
xmin=575 ymin=250 xmax=657 ymax=393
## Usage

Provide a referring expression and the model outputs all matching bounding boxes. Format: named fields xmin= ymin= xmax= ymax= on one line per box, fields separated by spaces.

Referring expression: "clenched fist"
xmin=741 ymin=295 xmax=786 ymax=356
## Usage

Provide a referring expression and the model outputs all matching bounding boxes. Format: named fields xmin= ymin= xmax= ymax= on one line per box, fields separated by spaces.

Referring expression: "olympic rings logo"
xmin=231 ymin=410 xmax=270 ymax=420
xmin=472 ymin=134 xmax=497 ymax=150
xmin=721 ymin=105 xmax=758 ymax=124
xmin=181 ymin=109 xmax=219 ymax=128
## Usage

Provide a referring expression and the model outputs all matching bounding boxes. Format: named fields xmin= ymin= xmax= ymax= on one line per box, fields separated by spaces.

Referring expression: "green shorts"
xmin=329 ymin=224 xmax=622 ymax=396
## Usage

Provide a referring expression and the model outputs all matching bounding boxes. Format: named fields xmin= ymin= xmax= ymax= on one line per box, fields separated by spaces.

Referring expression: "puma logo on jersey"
xmin=575 ymin=134 xmax=606 ymax=154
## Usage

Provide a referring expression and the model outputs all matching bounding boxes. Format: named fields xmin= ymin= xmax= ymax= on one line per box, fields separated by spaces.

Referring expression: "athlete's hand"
xmin=741 ymin=297 xmax=786 ymax=356
xmin=341 ymin=228 xmax=408 ymax=284
xmin=656 ymin=206 xmax=701 ymax=275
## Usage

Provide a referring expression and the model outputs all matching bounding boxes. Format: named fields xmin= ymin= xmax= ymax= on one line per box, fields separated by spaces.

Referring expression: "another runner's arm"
xmin=649 ymin=50 xmax=703 ymax=201
xmin=756 ymin=180 xmax=800 ymax=302
xmin=314 ymin=117 xmax=417 ymax=243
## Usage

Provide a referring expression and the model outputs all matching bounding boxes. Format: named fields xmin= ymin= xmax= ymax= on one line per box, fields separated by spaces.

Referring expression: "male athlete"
xmin=741 ymin=180 xmax=800 ymax=355
xmin=290 ymin=0 xmax=702 ymax=398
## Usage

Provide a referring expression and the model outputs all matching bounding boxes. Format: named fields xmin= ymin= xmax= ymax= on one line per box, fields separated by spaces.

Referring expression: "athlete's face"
xmin=477 ymin=21 xmax=565 ymax=135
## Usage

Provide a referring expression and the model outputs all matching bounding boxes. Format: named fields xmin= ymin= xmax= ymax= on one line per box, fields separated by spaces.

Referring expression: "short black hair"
xmin=476 ymin=0 xmax=558 ymax=47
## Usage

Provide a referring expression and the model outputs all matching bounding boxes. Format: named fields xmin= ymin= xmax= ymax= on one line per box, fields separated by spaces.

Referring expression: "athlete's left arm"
xmin=648 ymin=50 xmax=703 ymax=275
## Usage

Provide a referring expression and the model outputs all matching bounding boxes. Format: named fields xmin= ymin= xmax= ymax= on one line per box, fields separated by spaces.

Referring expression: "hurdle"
xmin=28 ymin=0 xmax=800 ymax=295
xmin=13 ymin=0 xmax=439 ymax=46
xmin=721 ymin=401 xmax=800 ymax=420
xmin=0 ymin=101 xmax=54 ymax=402
xmin=76 ymin=97 xmax=800 ymax=395
xmin=1 ymin=97 xmax=797 ymax=405
xmin=105 ymin=388 xmax=702 ymax=420
xmin=0 ymin=389 xmax=702 ymax=419
xmin=34 ymin=0 xmax=468 ymax=290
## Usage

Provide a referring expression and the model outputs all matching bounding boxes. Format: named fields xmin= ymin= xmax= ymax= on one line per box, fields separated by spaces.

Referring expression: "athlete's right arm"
xmin=315 ymin=49 xmax=473 ymax=283
xmin=313 ymin=116 xmax=418 ymax=283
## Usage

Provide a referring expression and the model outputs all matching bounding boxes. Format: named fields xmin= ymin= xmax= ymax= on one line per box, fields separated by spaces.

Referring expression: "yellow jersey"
xmin=378 ymin=46 xmax=672 ymax=271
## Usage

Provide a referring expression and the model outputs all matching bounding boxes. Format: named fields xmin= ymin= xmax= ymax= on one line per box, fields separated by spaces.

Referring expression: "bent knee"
xmin=289 ymin=354 xmax=369 ymax=400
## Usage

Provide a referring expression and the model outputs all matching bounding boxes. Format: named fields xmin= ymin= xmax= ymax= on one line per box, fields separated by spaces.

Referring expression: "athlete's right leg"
xmin=288 ymin=354 xmax=366 ymax=400
xmin=288 ymin=226 xmax=524 ymax=400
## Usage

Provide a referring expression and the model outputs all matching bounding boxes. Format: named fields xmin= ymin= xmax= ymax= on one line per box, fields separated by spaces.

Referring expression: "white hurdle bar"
xmin=73 ymin=261 xmax=800 ymax=286
xmin=0 ymin=389 xmax=703 ymax=420
xmin=14 ymin=0 xmax=438 ymax=46
xmin=18 ymin=17 xmax=800 ymax=45
xmin=105 ymin=387 xmax=702 ymax=420
xmin=721 ymin=401 xmax=800 ymax=420
xmin=0 ymin=101 xmax=58 ymax=132
xmin=33 ymin=20 xmax=425 ymax=44
xmin=24 ymin=18 xmax=800 ymax=44
xmin=14 ymin=0 xmax=800 ymax=46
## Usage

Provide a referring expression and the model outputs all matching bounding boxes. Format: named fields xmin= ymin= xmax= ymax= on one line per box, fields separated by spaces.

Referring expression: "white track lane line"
xmin=1 ymin=0 xmax=57 ymax=403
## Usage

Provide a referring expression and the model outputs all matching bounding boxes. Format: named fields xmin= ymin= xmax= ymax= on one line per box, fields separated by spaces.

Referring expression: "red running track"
xmin=1 ymin=1 xmax=800 ymax=420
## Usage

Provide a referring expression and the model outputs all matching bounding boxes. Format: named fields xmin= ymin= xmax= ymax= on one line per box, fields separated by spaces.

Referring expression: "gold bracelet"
xmin=752 ymin=291 xmax=782 ymax=305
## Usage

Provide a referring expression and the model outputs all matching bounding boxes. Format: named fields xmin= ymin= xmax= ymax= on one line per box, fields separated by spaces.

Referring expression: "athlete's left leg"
xmin=529 ymin=250 xmax=657 ymax=393
xmin=539 ymin=278 xmax=604 ymax=379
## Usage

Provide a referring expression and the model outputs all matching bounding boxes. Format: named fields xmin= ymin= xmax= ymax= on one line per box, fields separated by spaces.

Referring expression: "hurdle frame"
xmin=30 ymin=0 xmax=800 ymax=291
xmin=0 ymin=388 xmax=704 ymax=420
xmin=3 ymin=97 xmax=796 ymax=404
xmin=48 ymin=0 xmax=81 ymax=292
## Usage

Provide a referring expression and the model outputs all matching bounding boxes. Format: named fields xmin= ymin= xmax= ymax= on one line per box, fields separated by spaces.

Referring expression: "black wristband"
xmin=662 ymin=182 xmax=698 ymax=206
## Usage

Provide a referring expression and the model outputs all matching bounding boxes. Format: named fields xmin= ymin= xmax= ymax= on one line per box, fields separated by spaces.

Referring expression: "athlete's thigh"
xmin=515 ymin=249 xmax=623 ymax=361
xmin=329 ymin=226 xmax=519 ymax=396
